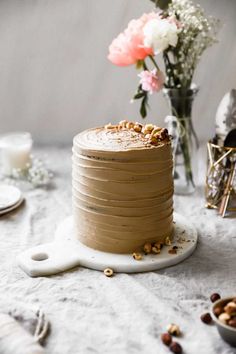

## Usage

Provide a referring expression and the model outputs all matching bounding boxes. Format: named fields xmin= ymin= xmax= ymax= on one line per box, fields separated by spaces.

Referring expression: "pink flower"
xmin=108 ymin=12 xmax=160 ymax=66
xmin=138 ymin=69 xmax=165 ymax=94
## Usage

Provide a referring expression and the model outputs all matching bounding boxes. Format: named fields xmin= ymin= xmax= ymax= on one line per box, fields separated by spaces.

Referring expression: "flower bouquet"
xmin=108 ymin=0 xmax=220 ymax=194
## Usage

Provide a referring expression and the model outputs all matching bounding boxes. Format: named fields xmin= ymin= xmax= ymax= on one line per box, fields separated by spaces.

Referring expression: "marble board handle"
xmin=18 ymin=242 xmax=81 ymax=277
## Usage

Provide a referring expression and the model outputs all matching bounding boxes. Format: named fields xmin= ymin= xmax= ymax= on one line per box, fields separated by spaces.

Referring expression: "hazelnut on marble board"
xmin=132 ymin=252 xmax=142 ymax=261
xmin=165 ymin=237 xmax=172 ymax=246
xmin=143 ymin=243 xmax=152 ymax=254
xmin=152 ymin=246 xmax=161 ymax=254
xmin=154 ymin=242 xmax=163 ymax=250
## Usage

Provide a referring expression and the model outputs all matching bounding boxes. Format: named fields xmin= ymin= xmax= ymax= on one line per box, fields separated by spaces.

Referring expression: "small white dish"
xmin=0 ymin=185 xmax=22 ymax=210
xmin=0 ymin=197 xmax=24 ymax=216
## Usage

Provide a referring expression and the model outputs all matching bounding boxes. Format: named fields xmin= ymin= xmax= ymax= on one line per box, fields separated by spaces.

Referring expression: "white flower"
xmin=143 ymin=18 xmax=179 ymax=54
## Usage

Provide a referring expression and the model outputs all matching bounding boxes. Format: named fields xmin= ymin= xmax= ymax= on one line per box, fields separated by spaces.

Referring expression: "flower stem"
xmin=142 ymin=60 xmax=148 ymax=70
xmin=148 ymin=55 xmax=160 ymax=71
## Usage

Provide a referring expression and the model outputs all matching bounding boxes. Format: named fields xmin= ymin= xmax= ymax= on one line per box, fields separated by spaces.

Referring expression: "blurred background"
xmin=0 ymin=0 xmax=235 ymax=144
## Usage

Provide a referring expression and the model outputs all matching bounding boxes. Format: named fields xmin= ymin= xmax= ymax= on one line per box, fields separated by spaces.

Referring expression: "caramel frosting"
xmin=72 ymin=122 xmax=174 ymax=253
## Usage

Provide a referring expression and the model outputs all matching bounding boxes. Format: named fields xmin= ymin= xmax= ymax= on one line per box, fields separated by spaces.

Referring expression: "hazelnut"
xmin=152 ymin=246 xmax=161 ymax=254
xmin=168 ymin=248 xmax=177 ymax=255
xmin=228 ymin=318 xmax=236 ymax=328
xmin=213 ymin=306 xmax=224 ymax=317
xmin=210 ymin=293 xmax=221 ymax=303
xmin=105 ymin=123 xmax=113 ymax=129
xmin=132 ymin=252 xmax=142 ymax=261
xmin=145 ymin=123 xmax=154 ymax=131
xmin=161 ymin=333 xmax=172 ymax=346
xmin=143 ymin=124 xmax=154 ymax=134
xmin=224 ymin=302 xmax=236 ymax=316
xmin=133 ymin=124 xmax=142 ymax=133
xmin=126 ymin=121 xmax=134 ymax=129
xmin=170 ymin=341 xmax=182 ymax=354
xmin=154 ymin=242 xmax=163 ymax=250
xmin=119 ymin=120 xmax=128 ymax=128
xmin=160 ymin=128 xmax=168 ymax=139
xmin=218 ymin=312 xmax=230 ymax=324
xmin=167 ymin=323 xmax=181 ymax=336
xmin=200 ymin=313 xmax=212 ymax=324
xmin=165 ymin=236 xmax=172 ymax=246
xmin=143 ymin=242 xmax=152 ymax=254
xmin=151 ymin=127 xmax=162 ymax=136
xmin=104 ymin=268 xmax=114 ymax=277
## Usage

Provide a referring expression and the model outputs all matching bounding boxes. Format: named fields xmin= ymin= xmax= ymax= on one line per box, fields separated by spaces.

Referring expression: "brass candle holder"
xmin=205 ymin=141 xmax=236 ymax=217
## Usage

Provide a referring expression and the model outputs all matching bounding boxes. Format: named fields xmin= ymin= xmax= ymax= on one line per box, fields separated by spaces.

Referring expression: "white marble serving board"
xmin=18 ymin=212 xmax=197 ymax=277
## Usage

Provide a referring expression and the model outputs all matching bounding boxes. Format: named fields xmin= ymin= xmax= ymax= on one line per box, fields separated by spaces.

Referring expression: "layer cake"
xmin=72 ymin=121 xmax=173 ymax=253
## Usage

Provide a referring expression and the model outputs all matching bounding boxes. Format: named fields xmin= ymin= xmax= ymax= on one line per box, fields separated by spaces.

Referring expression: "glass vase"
xmin=163 ymin=86 xmax=199 ymax=195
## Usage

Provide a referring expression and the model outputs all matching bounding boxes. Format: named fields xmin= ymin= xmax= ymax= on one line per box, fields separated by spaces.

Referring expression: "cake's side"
xmin=72 ymin=121 xmax=173 ymax=254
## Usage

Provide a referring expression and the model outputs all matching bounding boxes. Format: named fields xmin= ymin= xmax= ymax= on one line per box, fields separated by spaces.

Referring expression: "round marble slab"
xmin=18 ymin=213 xmax=198 ymax=277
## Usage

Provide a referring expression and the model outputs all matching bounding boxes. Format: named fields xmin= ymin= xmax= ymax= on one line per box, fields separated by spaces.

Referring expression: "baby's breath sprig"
xmin=165 ymin=0 xmax=220 ymax=88
xmin=12 ymin=156 xmax=53 ymax=188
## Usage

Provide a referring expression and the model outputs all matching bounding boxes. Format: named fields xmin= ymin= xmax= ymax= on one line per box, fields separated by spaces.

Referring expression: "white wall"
xmin=0 ymin=0 xmax=235 ymax=144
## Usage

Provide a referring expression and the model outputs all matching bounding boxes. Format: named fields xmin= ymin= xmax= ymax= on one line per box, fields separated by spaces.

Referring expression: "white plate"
xmin=0 ymin=185 xmax=22 ymax=210
xmin=0 ymin=197 xmax=24 ymax=216
xmin=18 ymin=212 xmax=198 ymax=277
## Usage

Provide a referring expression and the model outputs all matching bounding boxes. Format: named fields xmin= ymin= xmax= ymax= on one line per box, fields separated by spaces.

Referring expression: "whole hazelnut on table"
xmin=103 ymin=268 xmax=114 ymax=277
xmin=200 ymin=312 xmax=212 ymax=324
xmin=170 ymin=341 xmax=182 ymax=354
xmin=167 ymin=323 xmax=181 ymax=336
xmin=210 ymin=293 xmax=221 ymax=303
xmin=161 ymin=333 xmax=172 ymax=346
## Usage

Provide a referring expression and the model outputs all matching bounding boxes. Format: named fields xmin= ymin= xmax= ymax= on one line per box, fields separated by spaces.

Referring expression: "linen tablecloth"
xmin=0 ymin=146 xmax=235 ymax=354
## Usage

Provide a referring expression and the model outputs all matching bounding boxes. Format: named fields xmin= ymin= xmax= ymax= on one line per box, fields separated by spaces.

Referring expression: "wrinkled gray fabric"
xmin=0 ymin=146 xmax=235 ymax=354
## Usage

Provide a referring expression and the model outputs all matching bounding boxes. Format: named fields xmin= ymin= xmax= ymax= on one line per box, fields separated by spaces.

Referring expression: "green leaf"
xmin=150 ymin=0 xmax=172 ymax=10
xmin=133 ymin=92 xmax=145 ymax=100
xmin=140 ymin=97 xmax=147 ymax=118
